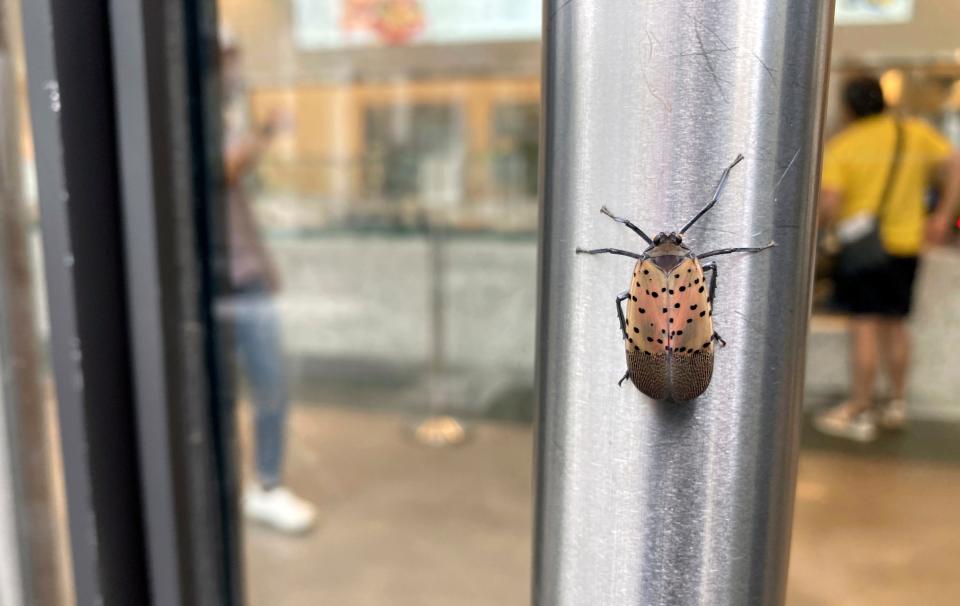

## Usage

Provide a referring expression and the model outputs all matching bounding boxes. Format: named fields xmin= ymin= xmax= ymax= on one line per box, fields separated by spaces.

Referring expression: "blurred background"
xmin=1 ymin=0 xmax=959 ymax=605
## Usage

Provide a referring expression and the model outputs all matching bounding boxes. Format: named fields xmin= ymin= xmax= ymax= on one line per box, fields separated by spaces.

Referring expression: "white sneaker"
xmin=243 ymin=485 xmax=317 ymax=535
xmin=813 ymin=402 xmax=878 ymax=443
xmin=878 ymin=398 xmax=907 ymax=430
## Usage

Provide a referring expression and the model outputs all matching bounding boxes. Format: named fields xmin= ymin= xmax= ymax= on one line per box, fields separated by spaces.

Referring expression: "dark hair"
xmin=843 ymin=76 xmax=886 ymax=118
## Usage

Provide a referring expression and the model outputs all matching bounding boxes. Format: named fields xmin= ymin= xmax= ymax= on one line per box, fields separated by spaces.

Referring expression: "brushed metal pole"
xmin=533 ymin=2 xmax=834 ymax=605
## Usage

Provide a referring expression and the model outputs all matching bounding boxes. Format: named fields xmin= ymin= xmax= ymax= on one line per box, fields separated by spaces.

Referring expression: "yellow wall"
xmin=832 ymin=1 xmax=960 ymax=64
xmin=249 ymin=77 xmax=540 ymax=198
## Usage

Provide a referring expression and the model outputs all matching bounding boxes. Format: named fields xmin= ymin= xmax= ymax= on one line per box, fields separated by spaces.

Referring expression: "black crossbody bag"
xmin=836 ymin=119 xmax=904 ymax=275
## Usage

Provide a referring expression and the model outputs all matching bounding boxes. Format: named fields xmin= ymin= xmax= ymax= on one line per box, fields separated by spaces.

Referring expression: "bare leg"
xmin=813 ymin=316 xmax=882 ymax=441
xmin=575 ymin=247 xmax=642 ymax=259
xmin=849 ymin=317 xmax=880 ymax=413
xmin=880 ymin=318 xmax=910 ymax=400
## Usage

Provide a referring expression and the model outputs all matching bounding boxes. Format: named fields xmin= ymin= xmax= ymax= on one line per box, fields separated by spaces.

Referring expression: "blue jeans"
xmin=231 ymin=288 xmax=288 ymax=489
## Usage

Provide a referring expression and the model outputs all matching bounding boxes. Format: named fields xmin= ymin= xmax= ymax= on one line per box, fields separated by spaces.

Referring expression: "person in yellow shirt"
xmin=815 ymin=76 xmax=960 ymax=441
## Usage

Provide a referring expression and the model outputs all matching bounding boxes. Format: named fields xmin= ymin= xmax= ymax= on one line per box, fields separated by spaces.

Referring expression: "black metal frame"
xmin=21 ymin=0 xmax=238 ymax=604
xmin=21 ymin=0 xmax=147 ymax=602
xmin=180 ymin=0 xmax=246 ymax=602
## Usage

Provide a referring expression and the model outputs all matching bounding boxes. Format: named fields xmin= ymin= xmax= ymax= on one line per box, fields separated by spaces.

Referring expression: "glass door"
xmin=210 ymin=1 xmax=541 ymax=603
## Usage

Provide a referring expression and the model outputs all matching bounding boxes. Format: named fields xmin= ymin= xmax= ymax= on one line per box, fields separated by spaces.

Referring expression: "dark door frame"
xmin=21 ymin=1 xmax=238 ymax=604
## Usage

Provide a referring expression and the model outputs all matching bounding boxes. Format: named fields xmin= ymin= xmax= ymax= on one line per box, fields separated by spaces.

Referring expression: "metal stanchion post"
xmin=413 ymin=214 xmax=467 ymax=447
xmin=534 ymin=1 xmax=834 ymax=604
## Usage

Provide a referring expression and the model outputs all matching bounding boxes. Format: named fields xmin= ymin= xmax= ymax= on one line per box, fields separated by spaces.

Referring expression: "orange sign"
xmin=341 ymin=0 xmax=424 ymax=45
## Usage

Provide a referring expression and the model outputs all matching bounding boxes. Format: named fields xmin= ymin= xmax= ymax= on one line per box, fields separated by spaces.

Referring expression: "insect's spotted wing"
xmin=625 ymin=259 xmax=670 ymax=399
xmin=665 ymin=259 xmax=714 ymax=351
xmin=665 ymin=258 xmax=715 ymax=401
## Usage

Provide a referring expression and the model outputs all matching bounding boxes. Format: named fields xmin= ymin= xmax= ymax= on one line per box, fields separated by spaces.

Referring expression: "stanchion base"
xmin=411 ymin=415 xmax=468 ymax=447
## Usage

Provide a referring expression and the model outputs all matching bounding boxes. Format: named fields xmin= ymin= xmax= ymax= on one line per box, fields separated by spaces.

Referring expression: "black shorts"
xmin=833 ymin=255 xmax=919 ymax=317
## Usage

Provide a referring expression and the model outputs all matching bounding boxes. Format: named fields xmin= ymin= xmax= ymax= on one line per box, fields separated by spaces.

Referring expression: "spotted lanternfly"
xmin=576 ymin=154 xmax=775 ymax=402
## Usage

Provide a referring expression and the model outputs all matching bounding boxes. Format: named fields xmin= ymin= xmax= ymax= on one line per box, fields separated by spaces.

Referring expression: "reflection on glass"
xmin=216 ymin=0 xmax=540 ymax=603
xmin=492 ymin=103 xmax=539 ymax=200
xmin=0 ymin=0 xmax=73 ymax=602
xmin=364 ymin=104 xmax=463 ymax=206
xmin=220 ymin=31 xmax=319 ymax=534
xmin=211 ymin=4 xmax=960 ymax=606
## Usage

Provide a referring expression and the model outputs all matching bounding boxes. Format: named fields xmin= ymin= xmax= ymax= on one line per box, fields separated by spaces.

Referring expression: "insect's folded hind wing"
xmin=666 ymin=351 xmax=714 ymax=401
xmin=665 ymin=258 xmax=716 ymax=401
xmin=628 ymin=348 xmax=670 ymax=399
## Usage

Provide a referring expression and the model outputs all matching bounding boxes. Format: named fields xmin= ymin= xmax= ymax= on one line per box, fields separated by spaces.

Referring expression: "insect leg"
xmin=702 ymin=262 xmax=727 ymax=347
xmin=616 ymin=292 xmax=631 ymax=385
xmin=599 ymin=206 xmax=653 ymax=244
xmin=679 ymin=154 xmax=745 ymax=235
xmin=698 ymin=240 xmax=776 ymax=260
xmin=701 ymin=262 xmax=719 ymax=304
xmin=575 ymin=247 xmax=642 ymax=259
xmin=616 ymin=290 xmax=629 ymax=340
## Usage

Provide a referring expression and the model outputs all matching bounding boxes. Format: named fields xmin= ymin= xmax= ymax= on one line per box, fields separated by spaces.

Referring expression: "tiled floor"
xmin=242 ymin=406 xmax=532 ymax=606
xmin=789 ymin=453 xmax=960 ymax=606
xmin=243 ymin=405 xmax=960 ymax=606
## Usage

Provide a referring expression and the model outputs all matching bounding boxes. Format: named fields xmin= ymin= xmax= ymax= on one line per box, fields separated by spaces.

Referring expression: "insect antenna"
xmin=679 ymin=153 xmax=744 ymax=235
xmin=600 ymin=206 xmax=653 ymax=244
xmin=698 ymin=241 xmax=776 ymax=259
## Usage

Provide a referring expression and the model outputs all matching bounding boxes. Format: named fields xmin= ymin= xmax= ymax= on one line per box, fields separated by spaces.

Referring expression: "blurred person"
xmin=221 ymin=29 xmax=317 ymax=533
xmin=815 ymin=76 xmax=960 ymax=441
